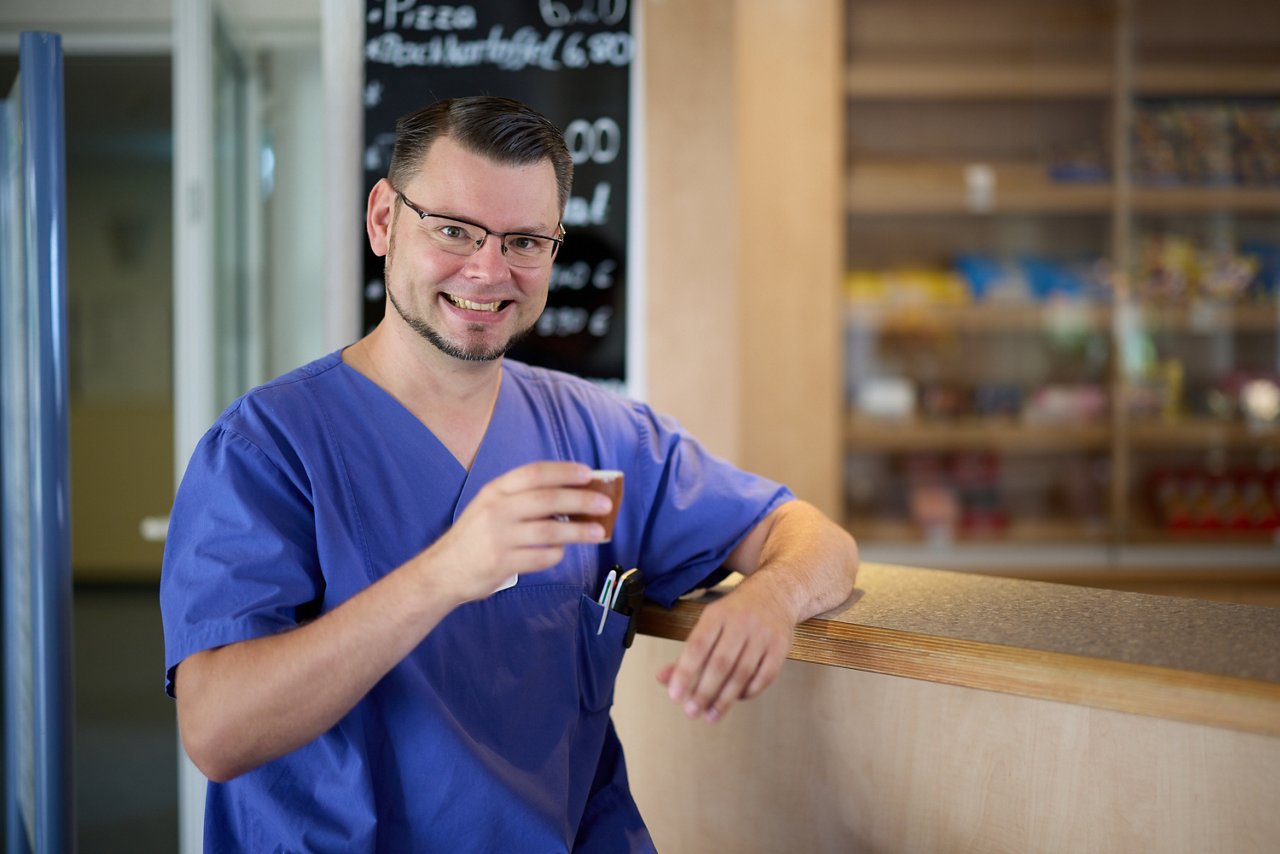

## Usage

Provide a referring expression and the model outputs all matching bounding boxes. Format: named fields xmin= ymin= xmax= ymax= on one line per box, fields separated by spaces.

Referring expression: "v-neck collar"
xmin=335 ymin=355 xmax=532 ymax=521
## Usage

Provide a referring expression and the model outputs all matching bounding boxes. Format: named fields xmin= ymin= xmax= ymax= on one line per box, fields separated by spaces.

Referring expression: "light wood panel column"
xmin=640 ymin=0 xmax=843 ymax=511
xmin=642 ymin=0 xmax=741 ymax=460
xmin=734 ymin=0 xmax=843 ymax=515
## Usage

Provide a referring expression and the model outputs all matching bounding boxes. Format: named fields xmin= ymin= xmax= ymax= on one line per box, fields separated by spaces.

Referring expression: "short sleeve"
xmin=626 ymin=404 xmax=794 ymax=608
xmin=160 ymin=426 xmax=322 ymax=697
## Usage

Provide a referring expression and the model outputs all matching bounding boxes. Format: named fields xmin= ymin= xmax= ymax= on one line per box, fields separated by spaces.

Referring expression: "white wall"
xmin=265 ymin=45 xmax=330 ymax=373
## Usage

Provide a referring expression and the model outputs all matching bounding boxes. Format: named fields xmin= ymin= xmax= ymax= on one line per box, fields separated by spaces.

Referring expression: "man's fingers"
xmin=664 ymin=621 xmax=721 ymax=705
xmin=744 ymin=647 xmax=786 ymax=699
xmin=493 ymin=461 xmax=593 ymax=494
xmin=705 ymin=648 xmax=764 ymax=723
xmin=507 ymin=486 xmax=612 ymax=523
xmin=662 ymin=592 xmax=797 ymax=723
xmin=509 ymin=517 xmax=605 ymax=548
xmin=684 ymin=634 xmax=748 ymax=719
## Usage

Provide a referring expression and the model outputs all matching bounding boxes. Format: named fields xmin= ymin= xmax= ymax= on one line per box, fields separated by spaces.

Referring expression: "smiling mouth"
xmin=445 ymin=294 xmax=510 ymax=313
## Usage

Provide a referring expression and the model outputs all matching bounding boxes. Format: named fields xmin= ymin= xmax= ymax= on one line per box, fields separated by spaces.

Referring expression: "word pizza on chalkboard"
xmin=363 ymin=0 xmax=631 ymax=383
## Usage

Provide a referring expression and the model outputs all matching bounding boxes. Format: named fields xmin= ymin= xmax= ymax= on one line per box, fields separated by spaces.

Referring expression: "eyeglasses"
xmin=395 ymin=190 xmax=564 ymax=269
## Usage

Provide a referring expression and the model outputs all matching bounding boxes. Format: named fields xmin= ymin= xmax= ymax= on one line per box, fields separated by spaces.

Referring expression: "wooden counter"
xmin=637 ymin=562 xmax=1280 ymax=737
xmin=613 ymin=563 xmax=1280 ymax=853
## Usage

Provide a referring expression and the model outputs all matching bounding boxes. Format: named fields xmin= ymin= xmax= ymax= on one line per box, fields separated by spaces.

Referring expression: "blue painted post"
xmin=2 ymin=30 xmax=72 ymax=854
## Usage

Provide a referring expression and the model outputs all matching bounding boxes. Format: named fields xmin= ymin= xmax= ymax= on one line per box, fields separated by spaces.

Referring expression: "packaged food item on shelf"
xmin=1127 ymin=359 xmax=1184 ymax=420
xmin=1232 ymin=101 xmax=1280 ymax=185
xmin=919 ymin=381 xmax=969 ymax=419
xmin=1192 ymin=372 xmax=1280 ymax=424
xmin=1135 ymin=233 xmax=1262 ymax=302
xmin=954 ymin=254 xmax=1031 ymax=303
xmin=856 ymin=376 xmax=916 ymax=420
xmin=1242 ymin=241 xmax=1280 ymax=298
xmin=844 ymin=269 xmax=887 ymax=305
xmin=972 ymin=383 xmax=1023 ymax=420
xmin=1022 ymin=383 xmax=1108 ymax=424
xmin=904 ymin=454 xmax=960 ymax=543
xmin=1136 ymin=233 xmax=1195 ymax=300
xmin=1046 ymin=141 xmax=1109 ymax=183
xmin=1150 ymin=468 xmax=1280 ymax=532
xmin=952 ymin=453 xmax=1008 ymax=534
xmin=1133 ymin=99 xmax=1279 ymax=186
xmin=955 ymin=254 xmax=1109 ymax=304
xmin=1241 ymin=377 xmax=1280 ymax=425
xmin=844 ymin=267 xmax=970 ymax=308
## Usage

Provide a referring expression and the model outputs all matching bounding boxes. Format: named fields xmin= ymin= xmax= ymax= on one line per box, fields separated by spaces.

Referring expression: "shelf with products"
xmin=848 ymin=301 xmax=1113 ymax=333
xmin=847 ymin=416 xmax=1111 ymax=453
xmin=845 ymin=516 xmax=1109 ymax=545
xmin=846 ymin=62 xmax=1280 ymax=101
xmin=847 ymin=162 xmax=1280 ymax=217
xmin=847 ymin=300 xmax=1280 ymax=335
xmin=842 ymin=0 xmax=1280 ymax=570
xmin=847 ymin=161 xmax=1113 ymax=216
xmin=1128 ymin=419 xmax=1280 ymax=450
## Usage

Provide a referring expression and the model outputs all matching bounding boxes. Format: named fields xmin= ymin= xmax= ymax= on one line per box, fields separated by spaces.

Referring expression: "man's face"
xmin=374 ymin=135 xmax=561 ymax=363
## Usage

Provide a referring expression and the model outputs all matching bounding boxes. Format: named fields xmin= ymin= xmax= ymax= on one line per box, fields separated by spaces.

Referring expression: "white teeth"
xmin=446 ymin=294 xmax=503 ymax=312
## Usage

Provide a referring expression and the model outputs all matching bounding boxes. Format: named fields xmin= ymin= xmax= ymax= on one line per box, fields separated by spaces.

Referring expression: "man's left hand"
xmin=655 ymin=580 xmax=795 ymax=724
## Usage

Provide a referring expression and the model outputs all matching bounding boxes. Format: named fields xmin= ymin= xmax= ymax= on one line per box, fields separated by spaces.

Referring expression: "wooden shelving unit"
xmin=843 ymin=0 xmax=1280 ymax=570
xmin=1129 ymin=419 xmax=1280 ymax=451
xmin=847 ymin=415 xmax=1111 ymax=453
xmin=847 ymin=161 xmax=1112 ymax=216
xmin=846 ymin=516 xmax=1109 ymax=545
xmin=845 ymin=62 xmax=1280 ymax=100
xmin=847 ymin=62 xmax=1113 ymax=100
xmin=848 ymin=302 xmax=1280 ymax=334
xmin=847 ymin=303 xmax=1113 ymax=333
xmin=1136 ymin=304 xmax=1280 ymax=333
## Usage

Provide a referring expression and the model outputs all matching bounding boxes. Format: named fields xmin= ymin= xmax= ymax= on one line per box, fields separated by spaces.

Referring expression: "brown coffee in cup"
xmin=569 ymin=469 xmax=624 ymax=542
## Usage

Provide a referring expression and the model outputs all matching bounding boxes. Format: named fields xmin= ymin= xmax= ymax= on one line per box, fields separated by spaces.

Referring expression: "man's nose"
xmin=464 ymin=235 xmax=509 ymax=276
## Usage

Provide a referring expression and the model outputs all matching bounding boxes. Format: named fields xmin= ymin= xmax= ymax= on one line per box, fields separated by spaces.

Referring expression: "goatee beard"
xmin=386 ymin=284 xmax=533 ymax=362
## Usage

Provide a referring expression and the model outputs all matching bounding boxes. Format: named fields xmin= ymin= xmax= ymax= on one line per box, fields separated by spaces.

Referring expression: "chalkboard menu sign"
xmin=363 ymin=1 xmax=632 ymax=383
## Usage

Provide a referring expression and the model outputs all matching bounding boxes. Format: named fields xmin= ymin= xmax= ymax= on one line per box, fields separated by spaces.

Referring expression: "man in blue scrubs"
xmin=161 ymin=96 xmax=859 ymax=851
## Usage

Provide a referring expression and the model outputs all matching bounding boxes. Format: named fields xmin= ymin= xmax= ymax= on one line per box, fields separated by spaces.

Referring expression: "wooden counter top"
xmin=636 ymin=562 xmax=1280 ymax=737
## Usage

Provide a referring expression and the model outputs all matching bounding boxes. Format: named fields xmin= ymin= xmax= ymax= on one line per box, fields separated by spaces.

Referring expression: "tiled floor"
xmin=73 ymin=584 xmax=177 ymax=852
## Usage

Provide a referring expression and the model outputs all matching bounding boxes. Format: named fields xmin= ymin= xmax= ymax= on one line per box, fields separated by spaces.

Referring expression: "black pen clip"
xmin=612 ymin=567 xmax=645 ymax=649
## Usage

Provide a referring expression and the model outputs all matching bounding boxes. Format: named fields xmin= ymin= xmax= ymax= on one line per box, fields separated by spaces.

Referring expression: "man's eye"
xmin=438 ymin=225 xmax=469 ymax=241
xmin=508 ymin=236 xmax=538 ymax=252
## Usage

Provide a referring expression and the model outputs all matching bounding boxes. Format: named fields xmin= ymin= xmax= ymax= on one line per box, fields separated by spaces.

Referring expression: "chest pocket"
xmin=577 ymin=593 xmax=631 ymax=713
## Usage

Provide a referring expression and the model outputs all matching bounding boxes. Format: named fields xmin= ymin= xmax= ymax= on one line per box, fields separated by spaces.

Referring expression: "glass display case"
xmin=842 ymin=0 xmax=1280 ymax=572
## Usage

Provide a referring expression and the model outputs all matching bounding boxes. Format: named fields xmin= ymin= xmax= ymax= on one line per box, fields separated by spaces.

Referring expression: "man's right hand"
xmin=414 ymin=461 xmax=613 ymax=604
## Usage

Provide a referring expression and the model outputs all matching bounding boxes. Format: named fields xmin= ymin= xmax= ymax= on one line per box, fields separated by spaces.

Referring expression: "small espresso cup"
xmin=569 ymin=469 xmax=624 ymax=543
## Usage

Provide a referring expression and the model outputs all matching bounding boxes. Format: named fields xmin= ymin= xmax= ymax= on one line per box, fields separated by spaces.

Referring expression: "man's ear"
xmin=367 ymin=178 xmax=396 ymax=258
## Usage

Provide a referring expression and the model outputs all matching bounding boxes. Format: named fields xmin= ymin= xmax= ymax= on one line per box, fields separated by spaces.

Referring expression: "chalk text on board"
xmin=564 ymin=117 xmax=622 ymax=166
xmin=367 ymin=3 xmax=478 ymax=31
xmin=562 ymin=182 xmax=611 ymax=227
xmin=365 ymin=27 xmax=632 ymax=71
xmin=539 ymin=0 xmax=628 ymax=28
xmin=536 ymin=306 xmax=613 ymax=338
xmin=550 ymin=259 xmax=616 ymax=293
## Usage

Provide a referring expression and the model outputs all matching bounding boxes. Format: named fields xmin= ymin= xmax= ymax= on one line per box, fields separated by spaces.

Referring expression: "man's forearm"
xmin=174 ymin=553 xmax=460 ymax=783
xmin=728 ymin=499 xmax=860 ymax=622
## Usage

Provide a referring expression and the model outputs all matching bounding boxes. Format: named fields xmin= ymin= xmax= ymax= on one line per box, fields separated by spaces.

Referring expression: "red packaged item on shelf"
xmin=1239 ymin=473 xmax=1279 ymax=530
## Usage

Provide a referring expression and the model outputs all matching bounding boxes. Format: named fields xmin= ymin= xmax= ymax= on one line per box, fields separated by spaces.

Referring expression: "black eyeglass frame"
xmin=394 ymin=189 xmax=565 ymax=263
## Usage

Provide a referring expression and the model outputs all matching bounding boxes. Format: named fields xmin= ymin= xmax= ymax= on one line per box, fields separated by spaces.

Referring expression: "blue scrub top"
xmin=161 ymin=352 xmax=792 ymax=852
